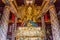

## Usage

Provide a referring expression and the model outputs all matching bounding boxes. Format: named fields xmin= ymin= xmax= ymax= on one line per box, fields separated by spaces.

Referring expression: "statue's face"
xmin=26 ymin=0 xmax=33 ymax=5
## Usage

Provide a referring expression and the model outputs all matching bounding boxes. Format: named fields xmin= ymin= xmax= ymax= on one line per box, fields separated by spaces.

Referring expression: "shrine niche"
xmin=15 ymin=0 xmax=45 ymax=40
xmin=1 ymin=0 xmax=60 ymax=40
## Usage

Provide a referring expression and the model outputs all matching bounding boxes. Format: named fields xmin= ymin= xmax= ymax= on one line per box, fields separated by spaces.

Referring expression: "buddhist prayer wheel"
xmin=0 ymin=0 xmax=60 ymax=40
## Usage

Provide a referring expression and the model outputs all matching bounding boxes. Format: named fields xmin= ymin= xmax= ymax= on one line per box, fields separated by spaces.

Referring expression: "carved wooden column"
xmin=49 ymin=5 xmax=60 ymax=40
xmin=1 ymin=6 xmax=10 ymax=40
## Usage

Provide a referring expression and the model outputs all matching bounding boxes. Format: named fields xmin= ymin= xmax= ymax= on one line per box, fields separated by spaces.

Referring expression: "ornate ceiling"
xmin=0 ymin=0 xmax=60 ymax=24
xmin=0 ymin=0 xmax=60 ymax=12
xmin=16 ymin=0 xmax=43 ymax=6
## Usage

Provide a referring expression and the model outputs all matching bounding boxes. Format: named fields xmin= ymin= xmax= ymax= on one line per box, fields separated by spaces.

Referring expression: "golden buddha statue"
xmin=17 ymin=0 xmax=41 ymax=26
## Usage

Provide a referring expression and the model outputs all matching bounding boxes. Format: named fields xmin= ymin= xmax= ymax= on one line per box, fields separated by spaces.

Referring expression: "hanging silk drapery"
xmin=44 ymin=13 xmax=48 ymax=22
xmin=12 ymin=13 xmax=15 ymax=22
xmin=7 ymin=13 xmax=15 ymax=40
